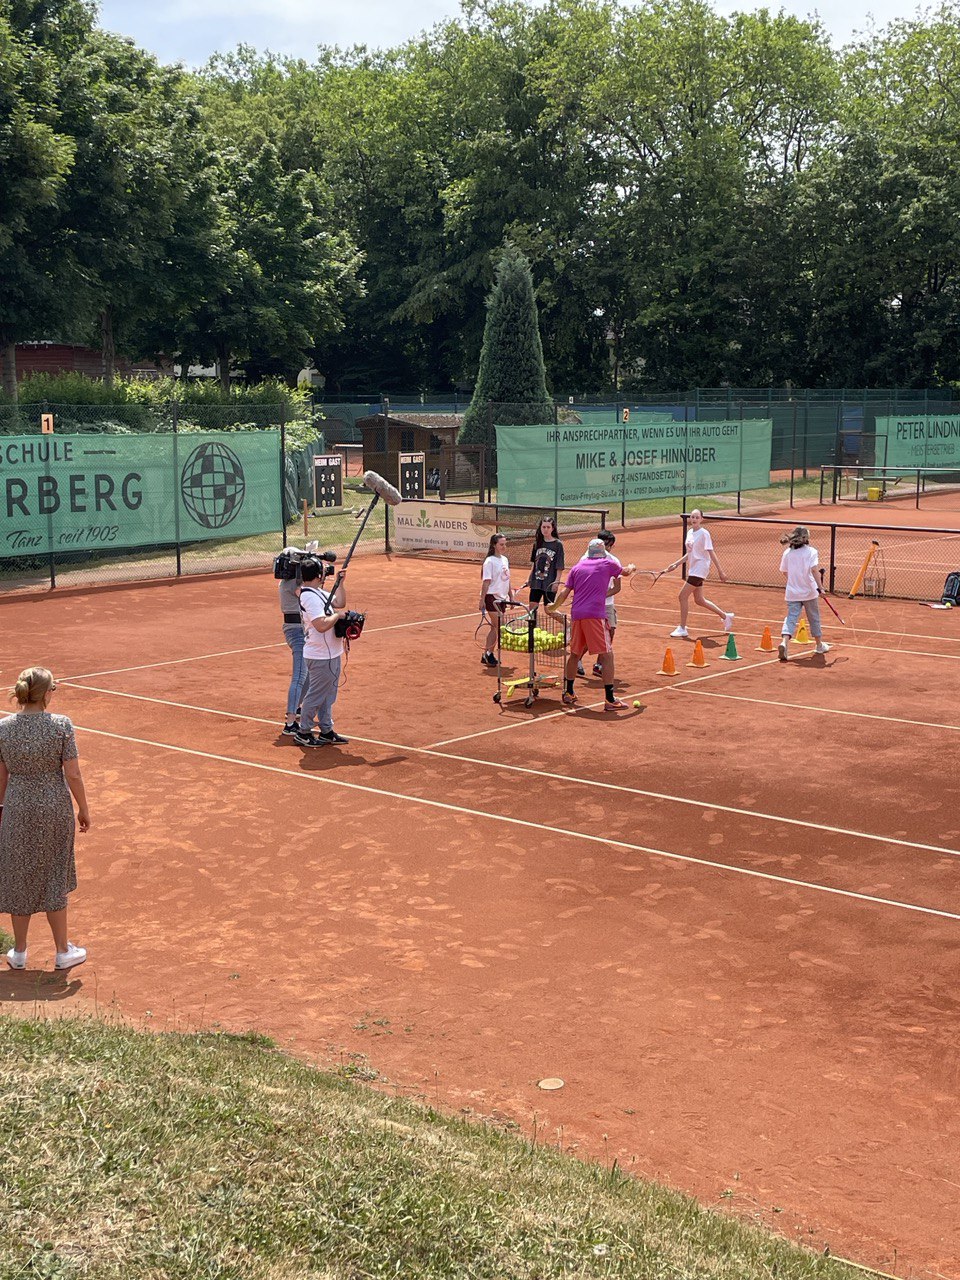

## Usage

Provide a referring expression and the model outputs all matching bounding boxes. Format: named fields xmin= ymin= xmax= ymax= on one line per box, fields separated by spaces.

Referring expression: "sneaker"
xmin=294 ymin=730 xmax=327 ymax=747
xmin=815 ymin=641 xmax=831 ymax=654
xmin=319 ymin=730 xmax=349 ymax=745
xmin=55 ymin=944 xmax=86 ymax=971
xmin=576 ymin=662 xmax=586 ymax=677
xmin=723 ymin=613 xmax=735 ymax=632
xmin=5 ymin=948 xmax=26 ymax=970
xmin=592 ymin=662 xmax=603 ymax=676
xmin=481 ymin=652 xmax=497 ymax=667
xmin=670 ymin=626 xmax=688 ymax=638
xmin=604 ymin=698 xmax=629 ymax=712
xmin=281 ymin=721 xmax=299 ymax=736
xmin=561 ymin=691 xmax=578 ymax=707
xmin=778 ymin=640 xmax=789 ymax=662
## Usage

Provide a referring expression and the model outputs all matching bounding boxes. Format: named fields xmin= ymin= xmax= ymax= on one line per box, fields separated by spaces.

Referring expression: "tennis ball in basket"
xmin=632 ymin=700 xmax=641 ymax=708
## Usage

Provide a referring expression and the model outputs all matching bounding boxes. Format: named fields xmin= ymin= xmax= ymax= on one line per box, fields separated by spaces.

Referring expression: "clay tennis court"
xmin=2 ymin=509 xmax=959 ymax=1280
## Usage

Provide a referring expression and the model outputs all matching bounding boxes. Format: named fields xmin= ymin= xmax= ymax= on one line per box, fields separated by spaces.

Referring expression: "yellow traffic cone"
xmin=757 ymin=626 xmax=775 ymax=652
xmin=795 ymin=616 xmax=814 ymax=645
xmin=687 ymin=639 xmax=708 ymax=668
xmin=658 ymin=647 xmax=678 ymax=676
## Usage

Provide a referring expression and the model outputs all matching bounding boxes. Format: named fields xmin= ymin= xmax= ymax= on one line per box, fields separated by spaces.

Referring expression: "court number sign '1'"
xmin=312 ymin=454 xmax=343 ymax=509
xmin=399 ymin=452 xmax=425 ymax=501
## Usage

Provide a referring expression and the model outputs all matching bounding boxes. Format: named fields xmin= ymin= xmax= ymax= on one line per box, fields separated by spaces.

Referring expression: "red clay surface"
xmin=2 ymin=521 xmax=960 ymax=1280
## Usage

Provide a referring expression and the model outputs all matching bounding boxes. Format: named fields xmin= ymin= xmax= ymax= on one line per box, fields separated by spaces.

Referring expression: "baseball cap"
xmin=586 ymin=538 xmax=606 ymax=558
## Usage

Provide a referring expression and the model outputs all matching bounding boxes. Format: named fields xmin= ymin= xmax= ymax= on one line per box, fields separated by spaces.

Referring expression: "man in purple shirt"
xmin=548 ymin=539 xmax=628 ymax=710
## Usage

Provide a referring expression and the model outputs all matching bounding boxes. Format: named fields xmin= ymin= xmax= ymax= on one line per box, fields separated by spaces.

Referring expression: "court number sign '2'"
xmin=0 ymin=432 xmax=280 ymax=557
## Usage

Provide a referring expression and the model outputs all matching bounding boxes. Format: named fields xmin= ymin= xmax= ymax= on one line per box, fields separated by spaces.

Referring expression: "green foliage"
xmin=460 ymin=243 xmax=552 ymax=446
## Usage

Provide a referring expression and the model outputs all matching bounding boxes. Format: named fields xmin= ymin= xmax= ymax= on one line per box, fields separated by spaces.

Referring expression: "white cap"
xmin=586 ymin=538 xmax=606 ymax=558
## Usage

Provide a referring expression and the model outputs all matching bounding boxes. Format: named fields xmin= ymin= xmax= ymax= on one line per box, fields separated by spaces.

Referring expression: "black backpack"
xmin=941 ymin=572 xmax=960 ymax=605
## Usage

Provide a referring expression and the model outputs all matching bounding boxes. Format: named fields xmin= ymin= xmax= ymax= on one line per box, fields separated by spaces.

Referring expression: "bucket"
xmin=867 ymin=485 xmax=882 ymax=501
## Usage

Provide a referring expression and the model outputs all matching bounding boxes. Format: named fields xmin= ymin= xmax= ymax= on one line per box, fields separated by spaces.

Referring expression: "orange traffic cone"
xmin=757 ymin=626 xmax=775 ymax=652
xmin=795 ymin=616 xmax=814 ymax=645
xmin=687 ymin=639 xmax=708 ymax=668
xmin=658 ymin=647 xmax=678 ymax=676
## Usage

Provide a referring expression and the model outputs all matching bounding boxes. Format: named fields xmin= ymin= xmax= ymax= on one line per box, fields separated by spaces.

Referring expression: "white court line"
xmin=59 ymin=681 xmax=960 ymax=861
xmin=676 ymin=686 xmax=960 ymax=735
xmin=429 ymin=656 xmax=782 ymax=748
xmin=62 ymin=611 xmax=477 ymax=680
xmin=71 ymin=724 xmax=960 ymax=925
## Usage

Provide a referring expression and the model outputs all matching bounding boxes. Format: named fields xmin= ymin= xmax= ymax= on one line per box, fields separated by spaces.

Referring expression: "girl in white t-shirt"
xmin=666 ymin=509 xmax=734 ymax=639
xmin=778 ymin=526 xmax=831 ymax=661
xmin=479 ymin=533 xmax=517 ymax=666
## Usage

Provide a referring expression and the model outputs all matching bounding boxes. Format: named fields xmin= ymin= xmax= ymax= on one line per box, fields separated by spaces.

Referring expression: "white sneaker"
xmin=778 ymin=640 xmax=789 ymax=662
xmin=5 ymin=948 xmax=26 ymax=970
xmin=55 ymin=943 xmax=87 ymax=971
xmin=815 ymin=642 xmax=831 ymax=654
xmin=723 ymin=613 xmax=735 ymax=632
xmin=670 ymin=626 xmax=688 ymax=638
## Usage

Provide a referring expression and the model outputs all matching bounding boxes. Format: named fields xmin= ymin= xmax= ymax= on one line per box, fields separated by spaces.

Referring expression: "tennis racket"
xmin=629 ymin=566 xmax=672 ymax=594
xmin=816 ymin=570 xmax=846 ymax=625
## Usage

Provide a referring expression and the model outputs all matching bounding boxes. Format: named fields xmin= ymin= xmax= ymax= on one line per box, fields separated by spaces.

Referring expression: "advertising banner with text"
xmin=496 ymin=420 xmax=773 ymax=507
xmin=874 ymin=415 xmax=960 ymax=468
xmin=392 ymin=500 xmax=490 ymax=555
xmin=0 ymin=432 xmax=280 ymax=558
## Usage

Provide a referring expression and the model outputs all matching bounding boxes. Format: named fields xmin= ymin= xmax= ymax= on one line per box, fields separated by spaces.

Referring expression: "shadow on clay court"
xmin=0 ymin=971 xmax=83 ymax=1003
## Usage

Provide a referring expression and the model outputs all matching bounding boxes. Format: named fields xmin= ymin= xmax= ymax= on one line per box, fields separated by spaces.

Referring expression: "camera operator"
xmin=295 ymin=559 xmax=350 ymax=748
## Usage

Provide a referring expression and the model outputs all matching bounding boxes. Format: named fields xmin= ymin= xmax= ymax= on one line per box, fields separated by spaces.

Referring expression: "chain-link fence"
xmin=0 ymin=404 xmax=396 ymax=594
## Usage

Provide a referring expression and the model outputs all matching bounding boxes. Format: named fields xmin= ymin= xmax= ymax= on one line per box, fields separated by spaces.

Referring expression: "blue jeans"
xmin=283 ymin=623 xmax=307 ymax=718
xmin=782 ymin=598 xmax=822 ymax=639
xmin=300 ymin=656 xmax=341 ymax=734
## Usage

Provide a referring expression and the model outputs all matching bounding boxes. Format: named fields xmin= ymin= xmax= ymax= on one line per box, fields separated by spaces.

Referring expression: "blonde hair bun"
xmin=9 ymin=666 xmax=55 ymax=706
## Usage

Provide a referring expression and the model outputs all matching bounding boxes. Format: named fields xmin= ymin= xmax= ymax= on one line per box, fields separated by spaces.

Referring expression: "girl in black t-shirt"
xmin=527 ymin=516 xmax=565 ymax=605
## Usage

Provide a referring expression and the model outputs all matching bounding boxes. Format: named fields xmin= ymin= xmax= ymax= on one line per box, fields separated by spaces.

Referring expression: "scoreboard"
xmin=312 ymin=454 xmax=344 ymax=510
xmin=399 ymin=451 xmax=425 ymax=501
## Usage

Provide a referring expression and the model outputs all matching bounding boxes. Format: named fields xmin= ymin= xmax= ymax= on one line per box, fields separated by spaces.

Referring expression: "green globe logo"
xmin=180 ymin=442 xmax=246 ymax=529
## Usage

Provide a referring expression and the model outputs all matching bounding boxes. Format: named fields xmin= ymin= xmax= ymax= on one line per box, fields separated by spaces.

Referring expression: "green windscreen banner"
xmin=496 ymin=420 xmax=773 ymax=507
xmin=0 ymin=431 xmax=280 ymax=558
xmin=874 ymin=415 xmax=960 ymax=468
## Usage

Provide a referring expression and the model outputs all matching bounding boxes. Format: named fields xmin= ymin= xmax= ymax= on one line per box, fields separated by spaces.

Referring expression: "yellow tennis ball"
xmin=632 ymin=699 xmax=641 ymax=708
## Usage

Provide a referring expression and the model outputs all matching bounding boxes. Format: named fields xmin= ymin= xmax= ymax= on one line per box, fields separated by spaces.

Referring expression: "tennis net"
xmin=690 ymin=513 xmax=960 ymax=602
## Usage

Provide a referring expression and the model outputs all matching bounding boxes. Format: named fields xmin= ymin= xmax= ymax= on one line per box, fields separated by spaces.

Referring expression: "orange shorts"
xmin=570 ymin=616 xmax=611 ymax=657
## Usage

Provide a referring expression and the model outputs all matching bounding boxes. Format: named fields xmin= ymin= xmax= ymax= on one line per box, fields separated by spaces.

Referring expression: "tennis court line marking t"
xmin=74 ymin=725 xmax=960 ymax=925
xmin=62 ymin=680 xmax=960 ymax=862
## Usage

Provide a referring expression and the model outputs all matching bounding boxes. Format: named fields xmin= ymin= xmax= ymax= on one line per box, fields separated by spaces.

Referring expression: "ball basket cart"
xmin=493 ymin=603 xmax=568 ymax=707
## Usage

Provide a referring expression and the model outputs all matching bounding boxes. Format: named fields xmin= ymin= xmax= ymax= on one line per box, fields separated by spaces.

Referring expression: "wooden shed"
xmin=357 ymin=413 xmax=461 ymax=486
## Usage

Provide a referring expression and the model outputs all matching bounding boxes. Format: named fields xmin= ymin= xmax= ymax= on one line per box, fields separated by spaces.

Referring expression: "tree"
xmin=0 ymin=0 xmax=93 ymax=399
xmin=460 ymin=242 xmax=552 ymax=447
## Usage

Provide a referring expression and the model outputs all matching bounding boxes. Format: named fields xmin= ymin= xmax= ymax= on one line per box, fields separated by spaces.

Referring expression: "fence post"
xmin=790 ymin=401 xmax=798 ymax=508
xmin=172 ymin=402 xmax=182 ymax=575
xmin=680 ymin=511 xmax=690 ymax=580
xmin=278 ymin=409 xmax=287 ymax=549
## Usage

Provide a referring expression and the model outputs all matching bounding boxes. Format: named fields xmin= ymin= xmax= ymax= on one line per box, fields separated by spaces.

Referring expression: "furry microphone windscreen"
xmin=362 ymin=470 xmax=403 ymax=506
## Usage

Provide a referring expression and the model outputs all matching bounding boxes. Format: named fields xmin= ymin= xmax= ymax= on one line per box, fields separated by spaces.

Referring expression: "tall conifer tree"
xmin=460 ymin=243 xmax=552 ymax=447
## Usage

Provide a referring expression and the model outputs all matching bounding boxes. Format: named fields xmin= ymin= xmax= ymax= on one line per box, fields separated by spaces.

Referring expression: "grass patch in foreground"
xmin=0 ymin=1017 xmax=863 ymax=1280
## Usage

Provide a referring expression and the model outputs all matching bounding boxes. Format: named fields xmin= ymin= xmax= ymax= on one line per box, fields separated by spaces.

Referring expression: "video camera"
xmin=273 ymin=543 xmax=337 ymax=582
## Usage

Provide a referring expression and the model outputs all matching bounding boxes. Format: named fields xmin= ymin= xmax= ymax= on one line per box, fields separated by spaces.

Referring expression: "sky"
xmin=96 ymin=0 xmax=927 ymax=66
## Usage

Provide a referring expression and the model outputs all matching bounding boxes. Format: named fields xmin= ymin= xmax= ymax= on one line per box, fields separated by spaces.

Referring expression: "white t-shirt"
xmin=300 ymin=586 xmax=345 ymax=660
xmin=482 ymin=554 xmax=511 ymax=601
xmin=780 ymin=545 xmax=820 ymax=602
xmin=685 ymin=527 xmax=713 ymax=578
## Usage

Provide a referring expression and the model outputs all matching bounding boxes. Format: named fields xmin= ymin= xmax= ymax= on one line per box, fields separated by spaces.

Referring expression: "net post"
xmin=916 ymin=468 xmax=921 ymax=510
xmin=829 ymin=522 xmax=837 ymax=593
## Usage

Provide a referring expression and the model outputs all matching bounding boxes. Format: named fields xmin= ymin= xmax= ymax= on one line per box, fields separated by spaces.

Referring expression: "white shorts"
xmin=605 ymin=601 xmax=617 ymax=629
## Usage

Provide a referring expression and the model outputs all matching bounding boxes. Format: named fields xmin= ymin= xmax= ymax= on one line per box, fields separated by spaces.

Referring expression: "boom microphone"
xmin=362 ymin=470 xmax=403 ymax=507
